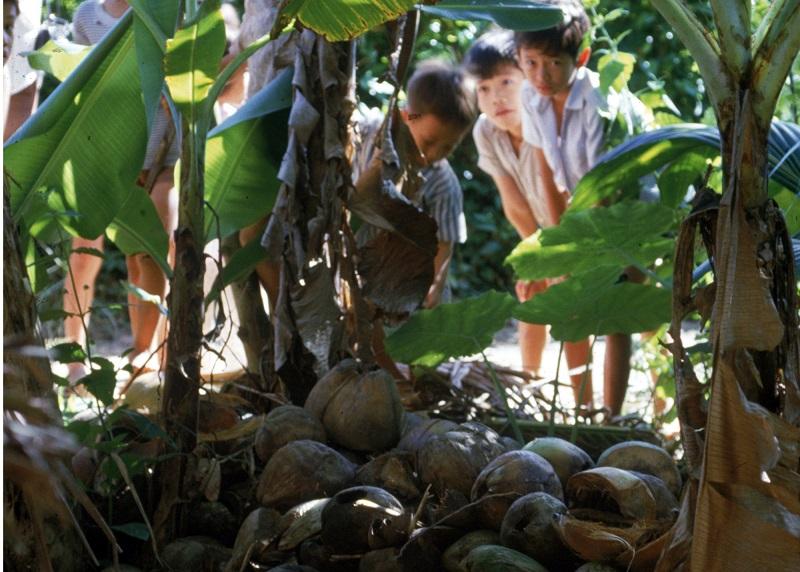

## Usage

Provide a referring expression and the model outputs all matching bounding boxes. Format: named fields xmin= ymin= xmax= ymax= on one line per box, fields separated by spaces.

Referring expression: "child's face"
xmin=475 ymin=64 xmax=525 ymax=134
xmin=403 ymin=110 xmax=464 ymax=166
xmin=517 ymin=46 xmax=578 ymax=99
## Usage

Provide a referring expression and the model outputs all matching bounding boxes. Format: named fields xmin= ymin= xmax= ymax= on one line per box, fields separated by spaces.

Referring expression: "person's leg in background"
xmin=516 ymin=279 xmax=548 ymax=379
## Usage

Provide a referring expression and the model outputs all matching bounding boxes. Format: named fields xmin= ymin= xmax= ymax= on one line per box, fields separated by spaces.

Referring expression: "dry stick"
xmin=571 ymin=336 xmax=597 ymax=444
xmin=57 ymin=489 xmax=101 ymax=568
xmin=409 ymin=484 xmax=433 ymax=535
xmin=480 ymin=350 xmax=524 ymax=443
xmin=547 ymin=341 xmax=565 ymax=436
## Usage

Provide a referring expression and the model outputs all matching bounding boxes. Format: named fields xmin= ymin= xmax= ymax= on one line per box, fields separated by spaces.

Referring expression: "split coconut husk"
xmin=255 ymin=405 xmax=326 ymax=463
xmin=522 ymin=437 xmax=594 ymax=490
xmin=224 ymin=507 xmax=282 ymax=572
xmin=417 ymin=422 xmax=509 ymax=498
xmin=320 ymin=486 xmax=407 ymax=553
xmin=398 ymin=417 xmax=459 ymax=456
xmin=470 ymin=450 xmax=563 ymax=530
xmin=305 ymin=360 xmax=404 ymax=452
xmin=597 ymin=440 xmax=682 ymax=497
xmin=566 ymin=467 xmax=658 ymax=523
xmin=355 ymin=450 xmax=421 ymax=501
xmin=462 ymin=545 xmax=548 ymax=572
xmin=257 ymin=440 xmax=356 ymax=510
xmin=500 ymin=492 xmax=574 ymax=569
xmin=278 ymin=498 xmax=329 ymax=551
xmin=441 ymin=530 xmax=500 ymax=572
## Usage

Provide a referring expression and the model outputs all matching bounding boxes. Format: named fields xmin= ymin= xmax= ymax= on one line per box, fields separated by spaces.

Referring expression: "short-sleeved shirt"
xmin=473 ymin=114 xmax=563 ymax=229
xmin=72 ymin=0 xmax=180 ymax=170
xmin=352 ymin=108 xmax=467 ymax=245
xmin=521 ymin=67 xmax=606 ymax=193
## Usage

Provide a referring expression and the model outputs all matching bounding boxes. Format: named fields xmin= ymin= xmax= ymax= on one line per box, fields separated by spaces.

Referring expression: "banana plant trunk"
xmin=153 ymin=117 xmax=204 ymax=547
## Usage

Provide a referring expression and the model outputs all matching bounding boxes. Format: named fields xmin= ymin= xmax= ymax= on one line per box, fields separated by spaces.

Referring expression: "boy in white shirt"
xmin=464 ymin=30 xmax=591 ymax=390
xmin=515 ymin=0 xmax=632 ymax=415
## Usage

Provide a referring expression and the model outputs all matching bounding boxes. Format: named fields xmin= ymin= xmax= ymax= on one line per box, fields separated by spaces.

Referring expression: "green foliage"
xmin=419 ymin=0 xmax=564 ymax=31
xmin=506 ymin=201 xmax=676 ymax=282
xmin=26 ymin=39 xmax=90 ymax=82
xmin=5 ymin=12 xmax=147 ymax=239
xmin=106 ymin=185 xmax=171 ymax=276
xmin=282 ymin=0 xmax=418 ymax=41
xmin=385 ymin=290 xmax=518 ymax=367
xmin=204 ymin=67 xmax=293 ymax=241
xmin=164 ymin=0 xmax=226 ymax=122
xmin=513 ymin=266 xmax=671 ymax=341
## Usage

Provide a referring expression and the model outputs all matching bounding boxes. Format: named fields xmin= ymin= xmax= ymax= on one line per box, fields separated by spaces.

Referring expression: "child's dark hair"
xmin=514 ymin=0 xmax=590 ymax=59
xmin=463 ymin=30 xmax=519 ymax=80
xmin=407 ymin=61 xmax=477 ymax=133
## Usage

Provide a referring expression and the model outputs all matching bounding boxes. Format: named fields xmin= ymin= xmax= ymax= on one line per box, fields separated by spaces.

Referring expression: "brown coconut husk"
xmin=256 ymin=440 xmax=356 ymax=510
xmin=470 ymin=451 xmax=563 ymax=530
xmin=522 ymin=437 xmax=594 ymax=490
xmin=254 ymin=404 xmax=326 ymax=463
xmin=305 ymin=360 xmax=403 ymax=453
xmin=597 ymin=441 xmax=682 ymax=497
xmin=441 ymin=530 xmax=501 ymax=572
xmin=320 ymin=486 xmax=407 ymax=553
xmin=355 ymin=450 xmax=421 ymax=501
xmin=500 ymin=492 xmax=575 ymax=570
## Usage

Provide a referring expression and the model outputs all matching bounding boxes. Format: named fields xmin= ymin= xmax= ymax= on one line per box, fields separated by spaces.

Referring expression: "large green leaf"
xmin=506 ymin=201 xmax=676 ymax=281
xmin=281 ymin=0 xmax=418 ymax=41
xmin=204 ymin=67 xmax=293 ymax=241
xmin=4 ymin=12 xmax=147 ymax=239
xmin=420 ymin=0 xmax=564 ymax=31
xmin=25 ymin=39 xmax=90 ymax=82
xmin=385 ymin=290 xmax=518 ymax=367
xmin=106 ymin=185 xmax=171 ymax=276
xmin=164 ymin=0 xmax=226 ymax=123
xmin=513 ymin=267 xmax=672 ymax=341
xmin=130 ymin=0 xmax=180 ymax=131
xmin=571 ymin=120 xmax=800 ymax=209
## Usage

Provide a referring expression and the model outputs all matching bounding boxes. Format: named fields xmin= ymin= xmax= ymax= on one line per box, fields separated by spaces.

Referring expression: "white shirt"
xmin=72 ymin=0 xmax=122 ymax=46
xmin=473 ymin=114 xmax=561 ymax=228
xmin=521 ymin=67 xmax=606 ymax=193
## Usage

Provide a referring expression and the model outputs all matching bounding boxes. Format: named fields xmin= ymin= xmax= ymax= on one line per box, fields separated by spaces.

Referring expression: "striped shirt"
xmin=352 ymin=108 xmax=467 ymax=245
xmin=72 ymin=0 xmax=180 ymax=170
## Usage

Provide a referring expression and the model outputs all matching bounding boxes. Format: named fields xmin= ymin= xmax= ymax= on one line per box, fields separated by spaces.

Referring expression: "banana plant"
xmin=643 ymin=2 xmax=800 ymax=569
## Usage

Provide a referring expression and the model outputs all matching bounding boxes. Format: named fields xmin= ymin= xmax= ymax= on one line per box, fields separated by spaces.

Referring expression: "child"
xmin=463 ymin=30 xmax=591 ymax=392
xmin=515 ymin=0 xmax=636 ymax=416
xmin=351 ymin=61 xmax=476 ymax=308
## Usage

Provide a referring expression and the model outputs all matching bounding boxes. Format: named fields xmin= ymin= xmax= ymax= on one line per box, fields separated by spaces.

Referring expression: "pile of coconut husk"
xmin=77 ymin=360 xmax=681 ymax=571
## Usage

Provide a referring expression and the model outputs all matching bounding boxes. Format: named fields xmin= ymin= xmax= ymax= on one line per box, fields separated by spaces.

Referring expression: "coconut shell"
xmin=398 ymin=417 xmax=459 ymax=456
xmin=471 ymin=451 xmax=564 ymax=530
xmin=278 ymin=499 xmax=329 ymax=551
xmin=254 ymin=405 xmax=326 ymax=463
xmin=356 ymin=450 xmax=421 ymax=501
xmin=225 ymin=508 xmax=282 ymax=572
xmin=462 ymin=545 xmax=548 ymax=572
xmin=320 ymin=486 xmax=407 ymax=552
xmin=522 ymin=437 xmax=594 ymax=490
xmin=628 ymin=471 xmax=679 ymax=520
xmin=554 ymin=514 xmax=653 ymax=563
xmin=566 ymin=467 xmax=657 ymax=523
xmin=500 ymin=492 xmax=574 ymax=569
xmin=397 ymin=525 xmax=465 ymax=572
xmin=417 ymin=424 xmax=509 ymax=498
xmin=305 ymin=360 xmax=403 ymax=452
xmin=359 ymin=548 xmax=402 ymax=572
xmin=441 ymin=530 xmax=500 ymax=572
xmin=597 ymin=441 xmax=682 ymax=496
xmin=257 ymin=440 xmax=356 ymax=510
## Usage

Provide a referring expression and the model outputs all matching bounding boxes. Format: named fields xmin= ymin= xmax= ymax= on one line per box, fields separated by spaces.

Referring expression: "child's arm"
xmin=425 ymin=241 xmax=453 ymax=308
xmin=492 ymin=174 xmax=538 ymax=238
xmin=534 ymin=147 xmax=569 ymax=224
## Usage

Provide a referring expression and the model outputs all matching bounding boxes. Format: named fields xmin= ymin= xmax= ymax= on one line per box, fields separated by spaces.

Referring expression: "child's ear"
xmin=576 ymin=47 xmax=591 ymax=68
xmin=400 ymin=108 xmax=410 ymax=124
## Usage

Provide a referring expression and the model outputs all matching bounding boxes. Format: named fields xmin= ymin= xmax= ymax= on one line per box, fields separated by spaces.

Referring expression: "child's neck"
xmin=507 ymin=124 xmax=524 ymax=155
xmin=550 ymin=89 xmax=571 ymax=134
xmin=102 ymin=0 xmax=129 ymax=18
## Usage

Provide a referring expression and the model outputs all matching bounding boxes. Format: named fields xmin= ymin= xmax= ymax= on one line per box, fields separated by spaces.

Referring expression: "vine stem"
xmin=480 ymin=349 xmax=524 ymax=444
xmin=547 ymin=341 xmax=565 ymax=436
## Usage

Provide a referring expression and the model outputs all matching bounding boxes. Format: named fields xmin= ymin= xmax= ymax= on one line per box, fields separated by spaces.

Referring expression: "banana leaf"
xmin=5 ymin=12 xmax=147 ymax=240
xmin=25 ymin=39 xmax=90 ymax=82
xmin=281 ymin=0 xmax=418 ymax=41
xmin=204 ymin=67 xmax=293 ymax=241
xmin=571 ymin=120 xmax=800 ymax=210
xmin=419 ymin=0 xmax=564 ymax=31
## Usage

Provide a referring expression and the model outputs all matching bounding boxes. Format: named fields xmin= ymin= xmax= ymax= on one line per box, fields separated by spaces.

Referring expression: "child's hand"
xmin=515 ymin=279 xmax=548 ymax=302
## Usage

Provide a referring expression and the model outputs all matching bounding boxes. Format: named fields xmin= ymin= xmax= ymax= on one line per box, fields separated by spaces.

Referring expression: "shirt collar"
xmin=564 ymin=66 xmax=594 ymax=111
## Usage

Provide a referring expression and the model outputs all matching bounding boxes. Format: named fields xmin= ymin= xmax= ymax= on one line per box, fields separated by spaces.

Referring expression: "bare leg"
xmin=565 ymin=339 xmax=593 ymax=408
xmin=128 ymin=169 xmax=177 ymax=370
xmin=3 ymin=83 xmax=38 ymax=142
xmin=63 ymin=236 xmax=104 ymax=380
xmin=239 ymin=218 xmax=279 ymax=312
xmin=604 ymin=333 xmax=631 ymax=416
xmin=519 ymin=322 xmax=547 ymax=377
